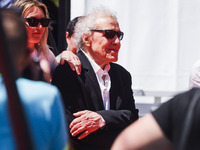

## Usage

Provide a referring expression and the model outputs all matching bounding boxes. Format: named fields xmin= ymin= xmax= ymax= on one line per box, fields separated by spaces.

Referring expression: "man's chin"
xmin=109 ymin=57 xmax=118 ymax=63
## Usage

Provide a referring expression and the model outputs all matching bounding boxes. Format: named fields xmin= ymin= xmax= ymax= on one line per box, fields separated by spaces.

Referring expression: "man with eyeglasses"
xmin=52 ymin=6 xmax=138 ymax=150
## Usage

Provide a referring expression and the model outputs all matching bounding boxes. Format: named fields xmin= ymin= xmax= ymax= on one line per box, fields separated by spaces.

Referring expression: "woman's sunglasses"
xmin=25 ymin=17 xmax=50 ymax=27
xmin=91 ymin=29 xmax=124 ymax=41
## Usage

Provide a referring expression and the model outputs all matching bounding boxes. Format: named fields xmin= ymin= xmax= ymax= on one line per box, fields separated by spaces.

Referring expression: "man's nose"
xmin=112 ymin=35 xmax=121 ymax=44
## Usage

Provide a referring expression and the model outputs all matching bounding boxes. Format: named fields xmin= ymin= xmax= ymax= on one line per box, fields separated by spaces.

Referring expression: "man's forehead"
xmin=95 ymin=16 xmax=119 ymax=29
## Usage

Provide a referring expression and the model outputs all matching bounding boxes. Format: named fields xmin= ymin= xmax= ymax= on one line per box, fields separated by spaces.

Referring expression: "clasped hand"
xmin=70 ymin=110 xmax=105 ymax=139
xmin=59 ymin=51 xmax=81 ymax=75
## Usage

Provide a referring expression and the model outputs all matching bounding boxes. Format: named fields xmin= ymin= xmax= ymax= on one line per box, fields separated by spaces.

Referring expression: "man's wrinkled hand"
xmin=59 ymin=51 xmax=81 ymax=75
xmin=70 ymin=110 xmax=105 ymax=139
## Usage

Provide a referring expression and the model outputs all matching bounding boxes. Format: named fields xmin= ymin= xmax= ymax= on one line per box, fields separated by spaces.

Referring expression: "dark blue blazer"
xmin=52 ymin=50 xmax=138 ymax=150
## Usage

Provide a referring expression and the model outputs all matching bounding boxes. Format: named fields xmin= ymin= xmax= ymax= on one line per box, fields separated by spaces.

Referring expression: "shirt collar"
xmin=81 ymin=50 xmax=111 ymax=74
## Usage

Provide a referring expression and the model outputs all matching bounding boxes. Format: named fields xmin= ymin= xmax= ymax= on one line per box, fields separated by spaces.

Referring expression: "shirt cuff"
xmin=100 ymin=116 xmax=106 ymax=128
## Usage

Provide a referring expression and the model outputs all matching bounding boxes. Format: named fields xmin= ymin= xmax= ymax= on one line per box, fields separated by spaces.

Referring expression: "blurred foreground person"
xmin=52 ymin=6 xmax=138 ymax=150
xmin=0 ymin=8 xmax=68 ymax=150
xmin=111 ymin=88 xmax=200 ymax=150
xmin=0 ymin=0 xmax=15 ymax=8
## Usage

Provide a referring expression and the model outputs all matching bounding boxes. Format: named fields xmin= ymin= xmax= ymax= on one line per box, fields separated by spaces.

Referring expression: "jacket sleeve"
xmin=98 ymin=63 xmax=138 ymax=131
xmin=51 ymin=63 xmax=83 ymax=123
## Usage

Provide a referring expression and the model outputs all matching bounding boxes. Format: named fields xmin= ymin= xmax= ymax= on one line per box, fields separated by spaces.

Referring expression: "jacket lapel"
xmin=109 ymin=65 xmax=117 ymax=110
xmin=77 ymin=51 xmax=104 ymax=110
xmin=109 ymin=63 xmax=123 ymax=110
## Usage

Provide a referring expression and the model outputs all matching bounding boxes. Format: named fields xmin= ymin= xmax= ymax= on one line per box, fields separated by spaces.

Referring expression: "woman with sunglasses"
xmin=12 ymin=0 xmax=81 ymax=82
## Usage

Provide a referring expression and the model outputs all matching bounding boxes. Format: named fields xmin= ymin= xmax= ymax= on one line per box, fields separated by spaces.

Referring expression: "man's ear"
xmin=82 ymin=33 xmax=91 ymax=47
xmin=66 ymin=32 xmax=71 ymax=44
xmin=66 ymin=32 xmax=69 ymax=39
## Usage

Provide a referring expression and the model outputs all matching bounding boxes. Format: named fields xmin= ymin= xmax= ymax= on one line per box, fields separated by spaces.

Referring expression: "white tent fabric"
xmin=71 ymin=0 xmax=200 ymax=92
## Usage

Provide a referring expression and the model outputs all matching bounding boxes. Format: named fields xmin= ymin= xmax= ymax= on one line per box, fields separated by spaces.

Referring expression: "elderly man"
xmin=52 ymin=6 xmax=138 ymax=150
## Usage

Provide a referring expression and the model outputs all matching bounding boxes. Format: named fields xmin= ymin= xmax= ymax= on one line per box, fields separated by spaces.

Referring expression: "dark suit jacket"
xmin=52 ymin=50 xmax=139 ymax=150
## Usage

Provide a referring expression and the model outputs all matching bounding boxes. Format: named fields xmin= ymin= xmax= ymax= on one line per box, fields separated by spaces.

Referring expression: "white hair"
xmin=74 ymin=6 xmax=118 ymax=50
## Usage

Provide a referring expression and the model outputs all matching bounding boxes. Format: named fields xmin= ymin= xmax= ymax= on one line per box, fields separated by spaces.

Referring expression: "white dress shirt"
xmin=82 ymin=50 xmax=111 ymax=110
xmin=189 ymin=59 xmax=200 ymax=89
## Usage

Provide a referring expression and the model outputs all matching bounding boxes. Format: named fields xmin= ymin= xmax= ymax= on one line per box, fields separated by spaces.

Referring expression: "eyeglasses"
xmin=91 ymin=30 xmax=124 ymax=41
xmin=25 ymin=17 xmax=50 ymax=27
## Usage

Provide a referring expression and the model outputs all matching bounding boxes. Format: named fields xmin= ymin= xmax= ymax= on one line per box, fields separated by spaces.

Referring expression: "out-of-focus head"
xmin=66 ymin=16 xmax=83 ymax=38
xmin=0 ymin=8 xmax=29 ymax=73
xmin=74 ymin=6 xmax=123 ymax=68
xmin=66 ymin=16 xmax=83 ymax=54
xmin=12 ymin=0 xmax=50 ymax=53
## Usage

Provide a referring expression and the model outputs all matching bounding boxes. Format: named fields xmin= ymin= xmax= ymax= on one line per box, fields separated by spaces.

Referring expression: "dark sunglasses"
xmin=91 ymin=30 xmax=124 ymax=41
xmin=25 ymin=17 xmax=50 ymax=27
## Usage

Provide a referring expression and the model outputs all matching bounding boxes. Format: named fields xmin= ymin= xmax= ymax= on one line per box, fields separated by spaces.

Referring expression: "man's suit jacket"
xmin=52 ymin=50 xmax=138 ymax=150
